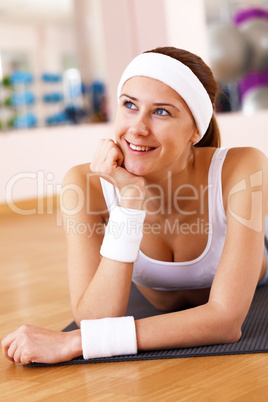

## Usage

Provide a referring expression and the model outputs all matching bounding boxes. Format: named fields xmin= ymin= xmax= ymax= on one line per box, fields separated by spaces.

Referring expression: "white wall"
xmin=219 ymin=110 xmax=268 ymax=151
xmin=164 ymin=0 xmax=210 ymax=63
xmin=73 ymin=0 xmax=107 ymax=84
xmin=1 ymin=123 xmax=114 ymax=204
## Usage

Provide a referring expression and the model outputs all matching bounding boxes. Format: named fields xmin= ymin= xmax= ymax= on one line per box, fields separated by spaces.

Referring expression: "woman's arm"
xmin=62 ymin=139 xmax=145 ymax=323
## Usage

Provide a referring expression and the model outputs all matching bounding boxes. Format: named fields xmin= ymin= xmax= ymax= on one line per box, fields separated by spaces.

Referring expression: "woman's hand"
xmin=1 ymin=325 xmax=82 ymax=365
xmin=91 ymin=139 xmax=145 ymax=209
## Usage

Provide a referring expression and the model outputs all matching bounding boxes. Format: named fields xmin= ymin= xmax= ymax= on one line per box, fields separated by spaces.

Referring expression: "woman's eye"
xmin=155 ymin=108 xmax=169 ymax=116
xmin=124 ymin=101 xmax=137 ymax=110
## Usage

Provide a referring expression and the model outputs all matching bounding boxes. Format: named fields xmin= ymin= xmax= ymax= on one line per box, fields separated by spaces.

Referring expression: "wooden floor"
xmin=1 ymin=210 xmax=268 ymax=401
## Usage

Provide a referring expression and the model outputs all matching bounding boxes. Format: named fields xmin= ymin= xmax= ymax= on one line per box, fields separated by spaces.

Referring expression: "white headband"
xmin=117 ymin=52 xmax=213 ymax=140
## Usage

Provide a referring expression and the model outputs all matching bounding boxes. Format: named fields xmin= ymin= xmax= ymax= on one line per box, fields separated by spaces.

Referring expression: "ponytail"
xmin=195 ymin=115 xmax=221 ymax=148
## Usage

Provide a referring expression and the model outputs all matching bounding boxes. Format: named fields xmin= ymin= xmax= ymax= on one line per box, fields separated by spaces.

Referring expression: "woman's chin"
xmin=124 ymin=161 xmax=149 ymax=177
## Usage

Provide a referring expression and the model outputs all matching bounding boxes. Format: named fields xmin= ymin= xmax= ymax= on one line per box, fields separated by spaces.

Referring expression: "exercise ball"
xmin=242 ymin=86 xmax=268 ymax=115
xmin=207 ymin=22 xmax=252 ymax=83
xmin=239 ymin=18 xmax=268 ymax=72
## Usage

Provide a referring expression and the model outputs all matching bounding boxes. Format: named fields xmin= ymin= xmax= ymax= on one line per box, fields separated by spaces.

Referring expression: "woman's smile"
xmin=126 ymin=140 xmax=156 ymax=153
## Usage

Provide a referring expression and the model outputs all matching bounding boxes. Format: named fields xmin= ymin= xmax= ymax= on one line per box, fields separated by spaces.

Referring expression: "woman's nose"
xmin=130 ymin=118 xmax=149 ymax=136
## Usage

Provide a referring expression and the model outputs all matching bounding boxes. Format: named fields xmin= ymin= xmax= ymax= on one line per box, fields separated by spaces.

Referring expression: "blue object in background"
xmin=42 ymin=92 xmax=63 ymax=103
xmin=11 ymin=91 xmax=35 ymax=107
xmin=91 ymin=81 xmax=105 ymax=112
xmin=13 ymin=113 xmax=37 ymax=128
xmin=88 ymin=80 xmax=109 ymax=122
xmin=41 ymin=73 xmax=62 ymax=83
xmin=10 ymin=71 xmax=33 ymax=85
xmin=45 ymin=111 xmax=70 ymax=125
xmin=65 ymin=105 xmax=85 ymax=124
xmin=62 ymin=68 xmax=85 ymax=124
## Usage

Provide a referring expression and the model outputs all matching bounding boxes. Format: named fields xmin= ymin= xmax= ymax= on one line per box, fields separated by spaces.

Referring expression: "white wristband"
xmin=100 ymin=206 xmax=146 ymax=262
xmin=80 ymin=316 xmax=137 ymax=359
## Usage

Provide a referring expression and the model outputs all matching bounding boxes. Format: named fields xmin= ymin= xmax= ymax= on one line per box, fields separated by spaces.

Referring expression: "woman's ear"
xmin=190 ymin=129 xmax=200 ymax=144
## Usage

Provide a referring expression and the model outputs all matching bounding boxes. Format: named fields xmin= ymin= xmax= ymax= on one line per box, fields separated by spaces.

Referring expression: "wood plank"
xmin=0 ymin=196 xmax=59 ymax=216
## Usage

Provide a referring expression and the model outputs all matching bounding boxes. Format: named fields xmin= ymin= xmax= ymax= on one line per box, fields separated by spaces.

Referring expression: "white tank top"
xmin=100 ymin=148 xmax=229 ymax=290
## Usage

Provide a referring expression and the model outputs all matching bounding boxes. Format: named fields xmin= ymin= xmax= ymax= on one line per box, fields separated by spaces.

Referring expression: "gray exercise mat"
xmin=29 ymin=283 xmax=268 ymax=367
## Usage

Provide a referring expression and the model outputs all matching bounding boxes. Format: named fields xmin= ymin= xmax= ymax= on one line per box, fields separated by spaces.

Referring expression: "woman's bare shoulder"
xmin=61 ymin=163 xmax=107 ymax=216
xmin=223 ymin=147 xmax=268 ymax=179
xmin=222 ymin=147 xmax=268 ymax=208
xmin=226 ymin=146 xmax=267 ymax=160
xmin=62 ymin=162 xmax=93 ymax=185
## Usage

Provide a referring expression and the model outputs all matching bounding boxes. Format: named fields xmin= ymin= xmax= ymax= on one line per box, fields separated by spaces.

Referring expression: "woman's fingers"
xmin=1 ymin=328 xmax=19 ymax=362
xmin=2 ymin=326 xmax=31 ymax=363
xmin=7 ymin=341 xmax=18 ymax=362
xmin=91 ymin=139 xmax=124 ymax=174
xmin=2 ymin=325 xmax=82 ymax=365
xmin=13 ymin=345 xmax=23 ymax=364
xmin=91 ymin=139 xmax=114 ymax=170
xmin=105 ymin=146 xmax=124 ymax=170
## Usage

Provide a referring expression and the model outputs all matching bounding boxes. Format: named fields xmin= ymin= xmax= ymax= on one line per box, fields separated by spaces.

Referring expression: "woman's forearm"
xmin=76 ymin=301 xmax=242 ymax=361
xmin=73 ymin=189 xmax=146 ymax=324
xmin=74 ymin=257 xmax=134 ymax=323
xmin=135 ymin=302 xmax=242 ymax=352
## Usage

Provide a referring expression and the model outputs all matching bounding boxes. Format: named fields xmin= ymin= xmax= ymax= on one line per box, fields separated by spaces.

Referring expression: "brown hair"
xmin=144 ymin=47 xmax=221 ymax=148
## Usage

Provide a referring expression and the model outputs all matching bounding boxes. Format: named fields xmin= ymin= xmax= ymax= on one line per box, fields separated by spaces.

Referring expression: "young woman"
xmin=2 ymin=47 xmax=268 ymax=365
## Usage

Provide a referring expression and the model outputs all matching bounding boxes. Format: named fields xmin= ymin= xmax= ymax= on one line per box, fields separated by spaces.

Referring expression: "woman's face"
xmin=115 ymin=76 xmax=199 ymax=179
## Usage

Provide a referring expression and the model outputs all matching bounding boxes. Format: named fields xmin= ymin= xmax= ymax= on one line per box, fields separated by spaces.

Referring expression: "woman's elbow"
xmin=214 ymin=314 xmax=242 ymax=344
xmin=222 ymin=325 xmax=242 ymax=344
xmin=72 ymin=310 xmax=99 ymax=328
xmin=207 ymin=301 xmax=244 ymax=344
xmin=72 ymin=304 xmax=127 ymax=325
xmin=72 ymin=307 xmax=98 ymax=326
xmin=71 ymin=302 xmax=94 ymax=326
xmin=71 ymin=297 xmax=103 ymax=324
